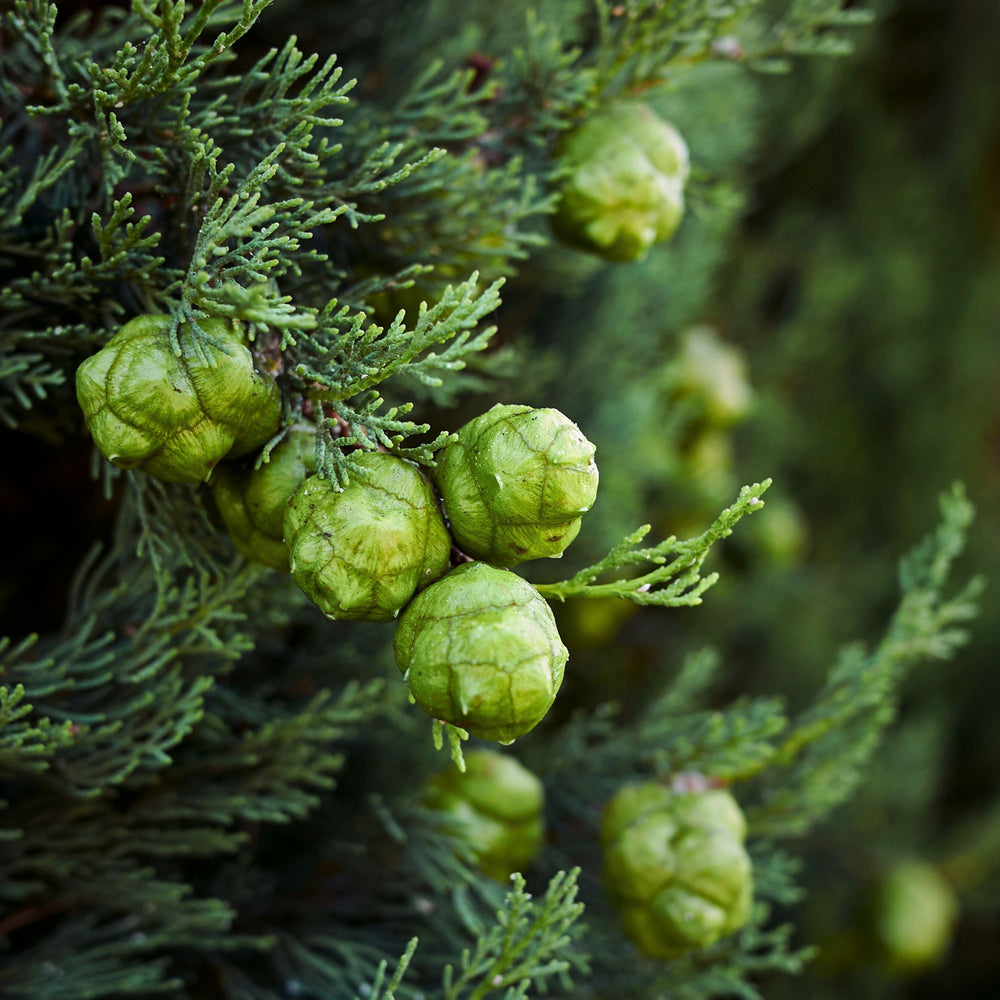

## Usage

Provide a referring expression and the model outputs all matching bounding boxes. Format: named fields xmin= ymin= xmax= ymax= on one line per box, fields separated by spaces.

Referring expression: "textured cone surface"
xmin=435 ymin=404 xmax=598 ymax=567
xmin=76 ymin=314 xmax=281 ymax=483
xmin=394 ymin=562 xmax=568 ymax=742
xmin=284 ymin=453 xmax=451 ymax=621
xmin=425 ymin=749 xmax=545 ymax=880
xmin=213 ymin=428 xmax=317 ymax=572
xmin=601 ymin=784 xmax=753 ymax=958
xmin=552 ymin=103 xmax=689 ymax=262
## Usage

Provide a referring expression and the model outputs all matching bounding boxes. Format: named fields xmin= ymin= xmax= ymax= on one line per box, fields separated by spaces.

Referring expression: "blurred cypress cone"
xmin=871 ymin=860 xmax=958 ymax=974
xmin=425 ymin=749 xmax=545 ymax=880
xmin=552 ymin=103 xmax=689 ymax=261
xmin=601 ymin=783 xmax=753 ymax=958
xmin=669 ymin=326 xmax=754 ymax=429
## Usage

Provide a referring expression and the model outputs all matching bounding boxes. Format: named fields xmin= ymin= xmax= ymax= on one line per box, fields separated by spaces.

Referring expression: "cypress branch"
xmin=535 ymin=479 xmax=771 ymax=605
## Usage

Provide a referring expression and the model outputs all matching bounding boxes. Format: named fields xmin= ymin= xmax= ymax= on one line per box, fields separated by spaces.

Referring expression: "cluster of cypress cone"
xmin=78 ymin=324 xmax=598 ymax=744
xmin=78 ymin=317 xmax=753 ymax=958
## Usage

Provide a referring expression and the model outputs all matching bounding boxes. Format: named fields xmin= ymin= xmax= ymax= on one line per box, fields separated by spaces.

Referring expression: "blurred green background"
xmin=509 ymin=0 xmax=1000 ymax=995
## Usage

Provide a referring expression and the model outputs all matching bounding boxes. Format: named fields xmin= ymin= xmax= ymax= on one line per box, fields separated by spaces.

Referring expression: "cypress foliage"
xmin=0 ymin=2 xmax=991 ymax=998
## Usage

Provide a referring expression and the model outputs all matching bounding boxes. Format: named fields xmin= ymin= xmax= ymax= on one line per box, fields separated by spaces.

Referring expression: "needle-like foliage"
xmin=6 ymin=3 xmax=980 ymax=999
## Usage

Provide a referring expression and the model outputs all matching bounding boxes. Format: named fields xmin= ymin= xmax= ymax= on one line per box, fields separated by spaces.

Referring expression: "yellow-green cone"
xmin=425 ymin=749 xmax=545 ymax=881
xmin=434 ymin=404 xmax=598 ymax=567
xmin=76 ymin=314 xmax=281 ymax=484
xmin=669 ymin=327 xmax=754 ymax=429
xmin=284 ymin=453 xmax=451 ymax=622
xmin=212 ymin=428 xmax=317 ymax=572
xmin=553 ymin=103 xmax=690 ymax=262
xmin=872 ymin=860 xmax=957 ymax=973
xmin=394 ymin=562 xmax=568 ymax=743
xmin=602 ymin=783 xmax=753 ymax=958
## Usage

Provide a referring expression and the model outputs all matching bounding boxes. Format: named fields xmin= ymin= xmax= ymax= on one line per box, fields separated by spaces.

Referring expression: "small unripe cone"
xmin=76 ymin=314 xmax=281 ymax=483
xmin=872 ymin=861 xmax=957 ymax=973
xmin=602 ymin=783 xmax=753 ymax=958
xmin=425 ymin=749 xmax=545 ymax=881
xmin=394 ymin=562 xmax=568 ymax=743
xmin=552 ymin=103 xmax=689 ymax=262
xmin=284 ymin=453 xmax=451 ymax=622
xmin=213 ymin=428 xmax=317 ymax=572
xmin=435 ymin=404 xmax=598 ymax=567
xmin=670 ymin=327 xmax=753 ymax=428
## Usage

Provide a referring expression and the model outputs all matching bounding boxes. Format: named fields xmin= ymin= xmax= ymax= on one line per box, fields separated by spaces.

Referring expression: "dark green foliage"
xmin=4 ymin=0 xmax=994 ymax=998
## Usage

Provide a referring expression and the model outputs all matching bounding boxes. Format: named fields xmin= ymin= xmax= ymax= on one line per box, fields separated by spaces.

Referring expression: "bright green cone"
xmin=394 ymin=562 xmax=568 ymax=742
xmin=434 ymin=404 xmax=598 ymax=567
xmin=284 ymin=453 xmax=451 ymax=622
xmin=76 ymin=314 xmax=281 ymax=484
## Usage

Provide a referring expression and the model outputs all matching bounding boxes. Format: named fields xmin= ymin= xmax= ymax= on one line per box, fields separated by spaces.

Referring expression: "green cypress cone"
xmin=394 ymin=562 xmax=568 ymax=743
xmin=434 ymin=404 xmax=598 ymax=567
xmin=552 ymin=103 xmax=690 ymax=262
xmin=601 ymin=783 xmax=753 ymax=958
xmin=76 ymin=314 xmax=281 ymax=484
xmin=425 ymin=750 xmax=545 ymax=880
xmin=284 ymin=453 xmax=451 ymax=622
xmin=213 ymin=428 xmax=317 ymax=572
